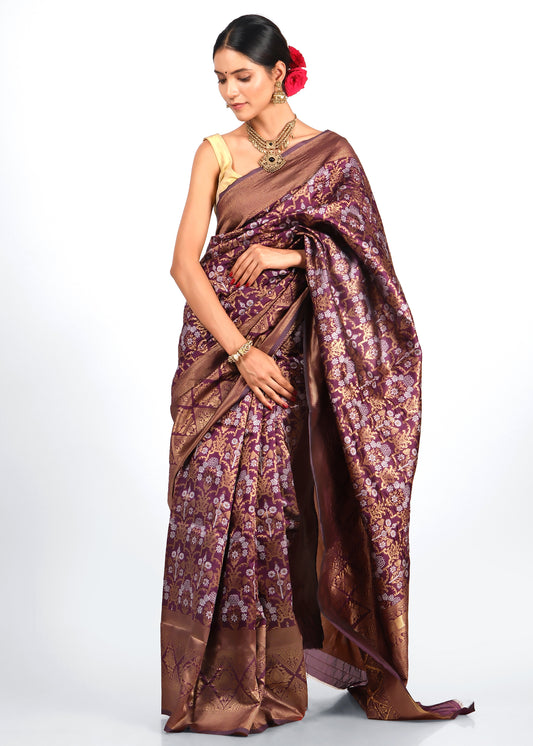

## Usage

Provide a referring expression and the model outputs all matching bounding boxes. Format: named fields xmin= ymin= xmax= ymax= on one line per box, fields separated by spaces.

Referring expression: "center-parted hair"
xmin=213 ymin=14 xmax=292 ymax=92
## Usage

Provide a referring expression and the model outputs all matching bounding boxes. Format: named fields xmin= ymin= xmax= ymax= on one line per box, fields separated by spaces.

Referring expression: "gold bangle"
xmin=227 ymin=340 xmax=253 ymax=365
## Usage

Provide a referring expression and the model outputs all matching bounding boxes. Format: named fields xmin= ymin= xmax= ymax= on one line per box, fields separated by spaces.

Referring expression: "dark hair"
xmin=213 ymin=14 xmax=292 ymax=92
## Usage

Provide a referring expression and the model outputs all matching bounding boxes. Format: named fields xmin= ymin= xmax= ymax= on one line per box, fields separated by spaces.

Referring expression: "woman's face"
xmin=213 ymin=47 xmax=282 ymax=120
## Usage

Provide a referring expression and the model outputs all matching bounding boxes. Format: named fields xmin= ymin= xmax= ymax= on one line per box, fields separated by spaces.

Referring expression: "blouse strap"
xmin=203 ymin=134 xmax=232 ymax=174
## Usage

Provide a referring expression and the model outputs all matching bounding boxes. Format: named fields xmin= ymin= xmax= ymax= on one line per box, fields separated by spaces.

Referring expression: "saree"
xmin=160 ymin=130 xmax=475 ymax=735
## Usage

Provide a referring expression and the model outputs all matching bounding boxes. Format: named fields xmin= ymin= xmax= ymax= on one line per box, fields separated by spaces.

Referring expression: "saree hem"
xmin=162 ymin=715 xmax=305 ymax=736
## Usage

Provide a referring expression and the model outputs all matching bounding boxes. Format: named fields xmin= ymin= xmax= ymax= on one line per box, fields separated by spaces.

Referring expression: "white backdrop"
xmin=1 ymin=1 xmax=531 ymax=744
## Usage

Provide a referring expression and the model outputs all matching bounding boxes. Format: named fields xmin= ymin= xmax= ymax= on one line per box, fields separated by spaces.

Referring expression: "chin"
xmin=234 ymin=111 xmax=252 ymax=122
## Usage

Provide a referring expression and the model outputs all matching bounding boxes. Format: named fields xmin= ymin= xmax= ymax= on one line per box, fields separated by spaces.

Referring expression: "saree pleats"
xmin=162 ymin=293 xmax=309 ymax=734
xmin=161 ymin=130 xmax=474 ymax=734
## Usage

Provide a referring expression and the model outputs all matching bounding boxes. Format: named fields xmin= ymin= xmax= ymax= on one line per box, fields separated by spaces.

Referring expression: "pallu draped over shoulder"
xmin=160 ymin=129 xmax=474 ymax=735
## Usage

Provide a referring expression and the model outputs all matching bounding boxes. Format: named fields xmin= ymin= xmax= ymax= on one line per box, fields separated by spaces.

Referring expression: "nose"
xmin=226 ymin=78 xmax=239 ymax=100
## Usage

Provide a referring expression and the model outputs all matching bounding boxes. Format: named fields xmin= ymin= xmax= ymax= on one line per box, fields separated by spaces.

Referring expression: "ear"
xmin=272 ymin=61 xmax=287 ymax=83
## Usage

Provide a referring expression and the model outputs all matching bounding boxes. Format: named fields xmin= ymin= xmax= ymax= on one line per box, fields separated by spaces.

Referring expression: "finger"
xmin=239 ymin=264 xmax=259 ymax=287
xmin=260 ymin=380 xmax=293 ymax=408
xmin=230 ymin=258 xmax=243 ymax=277
xmin=229 ymin=258 xmax=245 ymax=283
xmin=231 ymin=258 xmax=255 ymax=286
xmin=269 ymin=370 xmax=297 ymax=399
xmin=246 ymin=269 xmax=261 ymax=286
xmin=232 ymin=250 xmax=256 ymax=274
xmin=253 ymin=386 xmax=274 ymax=410
xmin=246 ymin=260 xmax=266 ymax=286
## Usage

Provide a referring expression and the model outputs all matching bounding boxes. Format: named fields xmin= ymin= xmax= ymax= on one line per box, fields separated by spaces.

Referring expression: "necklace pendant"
xmin=246 ymin=115 xmax=297 ymax=173
xmin=259 ymin=151 xmax=286 ymax=173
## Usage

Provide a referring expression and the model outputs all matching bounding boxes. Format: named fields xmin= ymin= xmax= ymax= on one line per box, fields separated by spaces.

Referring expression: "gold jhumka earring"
xmin=271 ymin=80 xmax=287 ymax=104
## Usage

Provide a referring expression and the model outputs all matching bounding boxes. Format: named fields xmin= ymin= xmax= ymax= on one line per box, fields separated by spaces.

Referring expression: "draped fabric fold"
xmin=161 ymin=130 xmax=474 ymax=734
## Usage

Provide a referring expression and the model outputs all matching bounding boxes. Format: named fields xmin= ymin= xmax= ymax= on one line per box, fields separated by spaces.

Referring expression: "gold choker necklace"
xmin=246 ymin=115 xmax=297 ymax=173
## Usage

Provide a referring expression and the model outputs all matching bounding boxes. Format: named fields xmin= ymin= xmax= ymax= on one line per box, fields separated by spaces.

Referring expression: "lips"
xmin=231 ymin=103 xmax=246 ymax=109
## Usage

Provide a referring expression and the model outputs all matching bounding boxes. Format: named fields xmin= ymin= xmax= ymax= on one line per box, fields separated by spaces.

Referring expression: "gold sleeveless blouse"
xmin=203 ymin=134 xmax=242 ymax=205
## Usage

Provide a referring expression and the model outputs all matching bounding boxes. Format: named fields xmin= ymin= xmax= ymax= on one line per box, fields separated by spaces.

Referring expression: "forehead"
xmin=213 ymin=47 xmax=259 ymax=73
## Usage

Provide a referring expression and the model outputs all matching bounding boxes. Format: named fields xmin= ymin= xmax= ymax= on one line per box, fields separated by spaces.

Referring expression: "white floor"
xmin=1 ymin=669 xmax=529 ymax=746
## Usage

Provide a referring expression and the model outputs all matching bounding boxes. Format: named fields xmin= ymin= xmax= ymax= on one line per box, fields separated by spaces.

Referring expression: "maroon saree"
xmin=160 ymin=130 xmax=474 ymax=734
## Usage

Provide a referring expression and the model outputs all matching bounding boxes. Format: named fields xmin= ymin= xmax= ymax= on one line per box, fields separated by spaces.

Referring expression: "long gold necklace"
xmin=246 ymin=114 xmax=297 ymax=173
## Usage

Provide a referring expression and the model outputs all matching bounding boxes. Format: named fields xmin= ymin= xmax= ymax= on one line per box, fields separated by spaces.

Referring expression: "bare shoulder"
xmin=194 ymin=137 xmax=217 ymax=159
xmin=192 ymin=138 xmax=219 ymax=173
xmin=185 ymin=139 xmax=218 ymax=205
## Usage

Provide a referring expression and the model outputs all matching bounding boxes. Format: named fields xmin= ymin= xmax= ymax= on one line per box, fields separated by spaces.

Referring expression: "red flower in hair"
xmin=285 ymin=45 xmax=307 ymax=96
xmin=288 ymin=45 xmax=306 ymax=70
xmin=285 ymin=68 xmax=308 ymax=96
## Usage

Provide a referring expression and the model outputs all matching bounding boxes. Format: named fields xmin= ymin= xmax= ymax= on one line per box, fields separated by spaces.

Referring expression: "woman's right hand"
xmin=235 ymin=346 xmax=296 ymax=409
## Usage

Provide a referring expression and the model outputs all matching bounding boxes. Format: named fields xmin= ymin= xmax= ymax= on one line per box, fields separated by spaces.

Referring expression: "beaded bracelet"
xmin=227 ymin=340 xmax=253 ymax=365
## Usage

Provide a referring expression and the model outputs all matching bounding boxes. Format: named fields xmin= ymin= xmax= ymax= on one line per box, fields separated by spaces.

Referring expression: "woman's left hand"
xmin=230 ymin=243 xmax=305 ymax=287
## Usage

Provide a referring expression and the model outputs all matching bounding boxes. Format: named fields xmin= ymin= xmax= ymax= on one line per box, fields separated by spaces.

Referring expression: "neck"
xmin=247 ymin=103 xmax=295 ymax=139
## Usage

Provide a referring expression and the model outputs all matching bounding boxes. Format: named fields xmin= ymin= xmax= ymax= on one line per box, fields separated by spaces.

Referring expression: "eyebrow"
xmin=214 ymin=68 xmax=252 ymax=75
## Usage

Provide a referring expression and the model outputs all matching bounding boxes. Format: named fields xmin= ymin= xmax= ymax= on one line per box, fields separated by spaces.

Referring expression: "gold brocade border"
xmin=161 ymin=608 xmax=307 ymax=734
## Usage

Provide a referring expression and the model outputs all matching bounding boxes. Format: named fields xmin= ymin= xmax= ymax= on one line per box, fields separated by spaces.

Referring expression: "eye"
xmin=217 ymin=78 xmax=226 ymax=85
xmin=238 ymin=77 xmax=251 ymax=83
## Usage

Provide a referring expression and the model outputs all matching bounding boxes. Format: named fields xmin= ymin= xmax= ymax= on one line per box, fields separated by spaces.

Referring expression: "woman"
xmin=160 ymin=14 xmax=474 ymax=736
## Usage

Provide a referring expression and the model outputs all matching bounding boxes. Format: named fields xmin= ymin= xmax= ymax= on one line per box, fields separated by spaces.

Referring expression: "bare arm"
xmin=170 ymin=140 xmax=248 ymax=357
xmin=170 ymin=141 xmax=296 ymax=408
